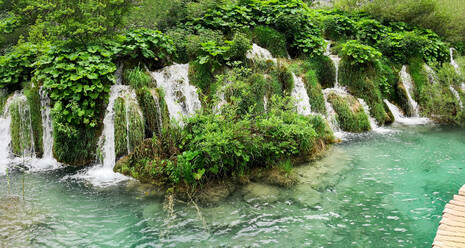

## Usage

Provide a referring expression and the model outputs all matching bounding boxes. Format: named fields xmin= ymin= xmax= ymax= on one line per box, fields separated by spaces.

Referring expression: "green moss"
xmin=305 ymin=55 xmax=336 ymax=88
xmin=277 ymin=63 xmax=294 ymax=95
xmin=408 ymin=58 xmax=429 ymax=99
xmin=154 ymin=88 xmax=171 ymax=129
xmin=123 ymin=66 xmax=153 ymax=89
xmin=136 ymin=88 xmax=163 ymax=137
xmin=114 ymin=97 xmax=127 ymax=159
xmin=188 ymin=61 xmax=214 ymax=99
xmin=24 ymin=87 xmax=43 ymax=157
xmin=339 ymin=60 xmax=390 ymax=125
xmin=9 ymin=94 xmax=41 ymax=157
xmin=113 ymin=96 xmax=145 ymax=159
xmin=53 ymin=125 xmax=99 ymax=166
xmin=328 ymin=93 xmax=370 ymax=132
xmin=303 ymin=70 xmax=327 ymax=115
xmin=252 ymin=25 xmax=288 ymax=58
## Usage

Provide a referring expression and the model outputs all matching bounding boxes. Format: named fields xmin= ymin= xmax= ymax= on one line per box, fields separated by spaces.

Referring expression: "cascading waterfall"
xmin=322 ymin=88 xmax=349 ymax=137
xmin=399 ymin=66 xmax=420 ymax=117
xmin=291 ymin=73 xmax=312 ymax=116
xmin=150 ymin=90 xmax=164 ymax=136
xmin=450 ymin=48 xmax=460 ymax=73
xmin=151 ymin=64 xmax=201 ymax=124
xmin=263 ymin=95 xmax=268 ymax=112
xmin=449 ymin=86 xmax=463 ymax=109
xmin=74 ymin=85 xmax=134 ymax=187
xmin=0 ymin=96 xmax=13 ymax=175
xmin=383 ymin=99 xmax=429 ymax=125
xmin=325 ymin=40 xmax=342 ymax=89
xmin=9 ymin=92 xmax=36 ymax=159
xmin=358 ymin=98 xmax=378 ymax=130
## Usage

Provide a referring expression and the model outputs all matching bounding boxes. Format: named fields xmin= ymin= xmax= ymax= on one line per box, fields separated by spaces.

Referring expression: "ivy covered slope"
xmin=0 ymin=0 xmax=464 ymax=189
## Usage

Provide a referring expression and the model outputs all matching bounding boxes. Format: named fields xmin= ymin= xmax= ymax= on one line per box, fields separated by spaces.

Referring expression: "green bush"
xmin=34 ymin=43 xmax=117 ymax=130
xmin=327 ymin=93 xmax=370 ymax=132
xmin=305 ymin=55 xmax=336 ymax=88
xmin=356 ymin=18 xmax=389 ymax=45
xmin=117 ymin=28 xmax=176 ymax=69
xmin=136 ymin=88 xmax=163 ymax=137
xmin=340 ymin=40 xmax=382 ymax=66
xmin=252 ymin=26 xmax=288 ymax=58
xmin=186 ymin=28 xmax=224 ymax=61
xmin=323 ymin=14 xmax=356 ymax=40
xmin=0 ymin=42 xmax=44 ymax=91
xmin=116 ymin=94 xmax=333 ymax=186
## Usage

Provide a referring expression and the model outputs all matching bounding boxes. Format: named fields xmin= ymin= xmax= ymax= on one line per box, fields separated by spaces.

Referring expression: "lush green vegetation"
xmin=1 ymin=0 xmax=464 ymax=189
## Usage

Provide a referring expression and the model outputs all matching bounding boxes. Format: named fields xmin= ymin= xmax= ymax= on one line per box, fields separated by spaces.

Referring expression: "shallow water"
xmin=1 ymin=126 xmax=465 ymax=247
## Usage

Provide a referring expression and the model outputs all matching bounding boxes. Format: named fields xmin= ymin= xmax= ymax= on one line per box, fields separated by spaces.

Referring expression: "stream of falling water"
xmin=150 ymin=64 xmax=201 ymax=124
xmin=291 ymin=73 xmax=312 ymax=116
xmin=384 ymin=99 xmax=429 ymax=125
xmin=399 ymin=66 xmax=420 ymax=117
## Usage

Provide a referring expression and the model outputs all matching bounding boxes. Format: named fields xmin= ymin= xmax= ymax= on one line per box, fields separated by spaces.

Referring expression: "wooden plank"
xmin=434 ymin=184 xmax=465 ymax=248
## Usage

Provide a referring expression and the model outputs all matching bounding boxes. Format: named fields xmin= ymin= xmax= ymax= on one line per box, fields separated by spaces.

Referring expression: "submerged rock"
xmin=294 ymin=147 xmax=352 ymax=191
xmin=290 ymin=184 xmax=322 ymax=208
xmin=197 ymin=182 xmax=236 ymax=206
xmin=241 ymin=182 xmax=280 ymax=203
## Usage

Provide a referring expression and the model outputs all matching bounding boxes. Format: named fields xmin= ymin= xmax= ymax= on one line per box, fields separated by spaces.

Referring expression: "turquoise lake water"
xmin=1 ymin=126 xmax=465 ymax=247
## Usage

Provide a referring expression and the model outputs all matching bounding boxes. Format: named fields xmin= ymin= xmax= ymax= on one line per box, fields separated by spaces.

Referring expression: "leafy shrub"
xmin=34 ymin=43 xmax=116 ymax=130
xmin=253 ymin=26 xmax=287 ymax=58
xmin=123 ymin=66 xmax=152 ymax=89
xmin=377 ymin=31 xmax=448 ymax=64
xmin=0 ymin=42 xmax=44 ymax=91
xmin=323 ymin=14 xmax=356 ymax=40
xmin=117 ymin=28 xmax=175 ymax=69
xmin=356 ymin=18 xmax=389 ymax=45
xmin=340 ymin=40 xmax=382 ymax=66
xmin=186 ymin=28 xmax=225 ymax=61
xmin=196 ymin=34 xmax=251 ymax=70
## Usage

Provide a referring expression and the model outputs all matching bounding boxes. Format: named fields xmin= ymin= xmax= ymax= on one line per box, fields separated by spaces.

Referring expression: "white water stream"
xmin=291 ymin=73 xmax=312 ymax=116
xmin=399 ymin=66 xmax=420 ymax=117
xmin=384 ymin=99 xmax=429 ymax=125
xmin=151 ymin=64 xmax=201 ymax=124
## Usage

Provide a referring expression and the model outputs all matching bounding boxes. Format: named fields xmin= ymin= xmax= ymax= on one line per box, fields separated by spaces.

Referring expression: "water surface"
xmin=1 ymin=126 xmax=464 ymax=247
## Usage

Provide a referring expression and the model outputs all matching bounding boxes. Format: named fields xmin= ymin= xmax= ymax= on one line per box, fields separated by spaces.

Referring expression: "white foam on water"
xmin=384 ymin=99 xmax=430 ymax=125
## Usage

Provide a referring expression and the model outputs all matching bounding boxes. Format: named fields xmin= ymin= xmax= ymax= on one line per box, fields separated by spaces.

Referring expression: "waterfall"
xmin=358 ymin=98 xmax=377 ymax=130
xmin=325 ymin=40 xmax=342 ymax=88
xmin=9 ymin=92 xmax=36 ymax=159
xmin=450 ymin=48 xmax=460 ymax=73
xmin=291 ymin=73 xmax=312 ymax=116
xmin=246 ymin=44 xmax=277 ymax=64
xmin=39 ymin=87 xmax=53 ymax=159
xmin=0 ymin=96 xmax=13 ymax=175
xmin=150 ymin=64 xmax=201 ymax=124
xmin=72 ymin=85 xmax=134 ymax=187
xmin=323 ymin=88 xmax=349 ymax=138
xmin=150 ymin=91 xmax=163 ymax=136
xmin=449 ymin=86 xmax=463 ymax=109
xmin=384 ymin=99 xmax=429 ymax=125
xmin=399 ymin=66 xmax=420 ymax=117
xmin=263 ymin=95 xmax=268 ymax=112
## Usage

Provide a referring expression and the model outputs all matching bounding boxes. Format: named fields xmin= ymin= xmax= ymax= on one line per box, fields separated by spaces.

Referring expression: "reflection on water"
xmin=1 ymin=126 xmax=464 ymax=247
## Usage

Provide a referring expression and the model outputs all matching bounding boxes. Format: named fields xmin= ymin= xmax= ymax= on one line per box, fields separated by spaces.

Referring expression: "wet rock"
xmin=242 ymin=182 xmax=280 ymax=203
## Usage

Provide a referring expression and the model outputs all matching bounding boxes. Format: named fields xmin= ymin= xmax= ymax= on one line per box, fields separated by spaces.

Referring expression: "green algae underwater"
xmin=1 ymin=125 xmax=464 ymax=247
